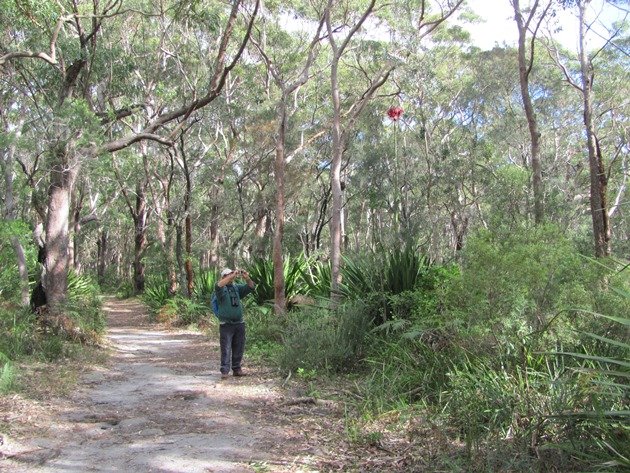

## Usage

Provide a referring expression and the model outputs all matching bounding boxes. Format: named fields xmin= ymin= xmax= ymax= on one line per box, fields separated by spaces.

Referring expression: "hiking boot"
xmin=233 ymin=370 xmax=247 ymax=377
xmin=220 ymin=373 xmax=230 ymax=380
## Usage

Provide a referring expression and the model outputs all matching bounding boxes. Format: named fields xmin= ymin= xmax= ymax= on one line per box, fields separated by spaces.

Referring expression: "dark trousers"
xmin=219 ymin=323 xmax=245 ymax=374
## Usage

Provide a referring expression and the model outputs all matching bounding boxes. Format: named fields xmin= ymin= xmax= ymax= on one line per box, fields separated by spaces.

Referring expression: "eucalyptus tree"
xmin=250 ymin=1 xmax=327 ymax=314
xmin=548 ymin=0 xmax=628 ymax=256
xmin=323 ymin=0 xmax=465 ymax=298
xmin=0 ymin=88 xmax=30 ymax=306
xmin=324 ymin=0 xmax=391 ymax=299
xmin=511 ymin=0 xmax=554 ymax=224
xmin=1 ymin=0 xmax=259 ymax=313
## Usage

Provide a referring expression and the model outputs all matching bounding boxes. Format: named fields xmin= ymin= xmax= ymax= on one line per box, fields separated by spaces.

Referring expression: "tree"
xmin=1 ymin=0 xmax=259 ymax=312
xmin=549 ymin=0 xmax=628 ymax=256
xmin=511 ymin=0 xmax=553 ymax=224
xmin=251 ymin=3 xmax=327 ymax=314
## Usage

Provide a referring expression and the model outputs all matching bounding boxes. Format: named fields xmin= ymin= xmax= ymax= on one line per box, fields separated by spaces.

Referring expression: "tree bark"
xmin=133 ymin=181 xmax=148 ymax=294
xmin=512 ymin=0 xmax=547 ymax=224
xmin=44 ymin=149 xmax=77 ymax=311
xmin=3 ymin=132 xmax=31 ymax=306
xmin=272 ymin=101 xmax=287 ymax=314
xmin=578 ymin=1 xmax=610 ymax=257
xmin=97 ymin=228 xmax=108 ymax=285
xmin=179 ymin=138 xmax=195 ymax=297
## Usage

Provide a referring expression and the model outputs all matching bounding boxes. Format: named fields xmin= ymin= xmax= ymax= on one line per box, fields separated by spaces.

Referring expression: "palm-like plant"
xmin=193 ymin=269 xmax=218 ymax=302
xmin=549 ymin=286 xmax=630 ymax=470
xmin=384 ymin=246 xmax=431 ymax=294
xmin=248 ymin=256 xmax=308 ymax=307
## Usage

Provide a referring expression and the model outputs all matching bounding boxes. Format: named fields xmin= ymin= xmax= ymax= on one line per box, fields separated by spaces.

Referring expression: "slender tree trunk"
xmin=185 ymin=213 xmax=194 ymax=296
xmin=133 ymin=181 xmax=148 ymax=294
xmin=330 ymin=60 xmax=344 ymax=301
xmin=273 ymin=102 xmax=287 ymax=314
xmin=166 ymin=212 xmax=178 ymax=294
xmin=69 ymin=189 xmax=83 ymax=273
xmin=181 ymin=144 xmax=194 ymax=297
xmin=253 ymin=207 xmax=270 ymax=259
xmin=209 ymin=203 xmax=220 ymax=268
xmin=3 ymin=137 xmax=30 ymax=306
xmin=578 ymin=1 xmax=610 ymax=257
xmin=97 ymin=228 xmax=108 ymax=285
xmin=176 ymin=223 xmax=184 ymax=287
xmin=513 ymin=0 xmax=545 ymax=224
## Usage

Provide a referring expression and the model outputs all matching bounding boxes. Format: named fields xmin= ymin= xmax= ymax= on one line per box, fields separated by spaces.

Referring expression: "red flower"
xmin=387 ymin=106 xmax=404 ymax=121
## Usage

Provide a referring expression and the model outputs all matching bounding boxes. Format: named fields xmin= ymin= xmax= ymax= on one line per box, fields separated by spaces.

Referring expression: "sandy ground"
xmin=0 ymin=298 xmax=326 ymax=473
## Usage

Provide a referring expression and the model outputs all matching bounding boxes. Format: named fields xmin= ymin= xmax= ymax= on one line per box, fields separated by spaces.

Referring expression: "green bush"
xmin=142 ymin=275 xmax=171 ymax=315
xmin=163 ymin=296 xmax=210 ymax=326
xmin=358 ymin=336 xmax=459 ymax=412
xmin=277 ymin=300 xmax=373 ymax=374
xmin=0 ymin=305 xmax=37 ymax=359
xmin=442 ymin=224 xmax=596 ymax=350
xmin=57 ymin=271 xmax=105 ymax=337
xmin=0 ymin=220 xmax=37 ymax=303
xmin=300 ymin=259 xmax=331 ymax=298
xmin=193 ymin=269 xmax=218 ymax=303
xmin=545 ymin=299 xmax=630 ymax=470
xmin=0 ymin=352 xmax=15 ymax=394
xmin=248 ymin=255 xmax=308 ymax=307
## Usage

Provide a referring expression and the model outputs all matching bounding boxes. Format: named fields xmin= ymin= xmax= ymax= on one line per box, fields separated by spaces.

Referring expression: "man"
xmin=214 ymin=267 xmax=255 ymax=379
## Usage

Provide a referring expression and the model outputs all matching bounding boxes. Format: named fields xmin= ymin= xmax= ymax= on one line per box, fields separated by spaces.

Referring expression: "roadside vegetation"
xmin=128 ymin=223 xmax=629 ymax=472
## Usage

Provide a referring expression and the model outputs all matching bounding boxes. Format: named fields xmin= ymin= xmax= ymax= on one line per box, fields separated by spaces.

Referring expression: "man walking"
xmin=214 ymin=268 xmax=255 ymax=379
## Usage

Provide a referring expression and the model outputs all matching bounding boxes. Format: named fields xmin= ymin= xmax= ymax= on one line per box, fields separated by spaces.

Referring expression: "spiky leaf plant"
xmin=548 ymin=302 xmax=630 ymax=470
xmin=248 ymin=256 xmax=308 ymax=307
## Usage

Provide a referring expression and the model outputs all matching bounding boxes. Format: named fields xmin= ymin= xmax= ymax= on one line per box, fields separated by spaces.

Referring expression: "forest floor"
xmin=0 ymin=297 xmax=443 ymax=472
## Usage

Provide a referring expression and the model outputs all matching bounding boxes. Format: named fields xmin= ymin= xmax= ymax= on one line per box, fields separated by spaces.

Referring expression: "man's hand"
xmin=239 ymin=270 xmax=255 ymax=288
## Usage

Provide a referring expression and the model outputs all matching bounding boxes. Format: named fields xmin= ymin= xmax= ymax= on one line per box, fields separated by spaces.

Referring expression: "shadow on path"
xmin=2 ymin=297 xmax=305 ymax=473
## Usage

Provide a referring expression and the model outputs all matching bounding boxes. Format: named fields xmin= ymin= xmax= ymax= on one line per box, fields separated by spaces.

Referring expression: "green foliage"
xmin=545 ymin=304 xmax=630 ymax=469
xmin=442 ymin=352 xmax=569 ymax=451
xmin=340 ymin=253 xmax=381 ymax=298
xmin=0 ymin=220 xmax=37 ymax=302
xmin=163 ymin=296 xmax=210 ymax=327
xmin=383 ymin=246 xmax=432 ymax=295
xmin=193 ymin=269 xmax=218 ymax=302
xmin=277 ymin=300 xmax=373 ymax=374
xmin=358 ymin=337 xmax=459 ymax=412
xmin=142 ymin=275 xmax=171 ymax=315
xmin=248 ymin=256 xmax=308 ymax=307
xmin=300 ymin=260 xmax=332 ymax=298
xmin=0 ymin=352 xmax=15 ymax=394
xmin=142 ymin=274 xmax=211 ymax=326
xmin=442 ymin=224 xmax=595 ymax=347
xmin=66 ymin=271 xmax=105 ymax=334
xmin=0 ymin=306 xmax=37 ymax=359
xmin=341 ymin=246 xmax=438 ymax=323
xmin=245 ymin=303 xmax=283 ymax=361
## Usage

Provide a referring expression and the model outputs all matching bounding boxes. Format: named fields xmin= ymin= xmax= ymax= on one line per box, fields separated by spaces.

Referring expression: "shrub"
xmin=248 ymin=255 xmax=308 ymax=307
xmin=442 ymin=224 xmax=596 ymax=350
xmin=162 ymin=296 xmax=210 ymax=326
xmin=358 ymin=336 xmax=459 ymax=412
xmin=277 ymin=300 xmax=373 ymax=374
xmin=545 ymin=296 xmax=630 ymax=470
xmin=193 ymin=269 xmax=218 ymax=303
xmin=0 ymin=305 xmax=37 ymax=359
xmin=142 ymin=275 xmax=171 ymax=316
xmin=66 ymin=271 xmax=105 ymax=335
xmin=0 ymin=220 xmax=37 ymax=303
xmin=0 ymin=352 xmax=15 ymax=394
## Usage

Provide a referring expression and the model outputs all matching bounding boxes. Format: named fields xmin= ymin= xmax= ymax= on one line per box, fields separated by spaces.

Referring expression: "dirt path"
xmin=1 ymin=297 xmax=325 ymax=472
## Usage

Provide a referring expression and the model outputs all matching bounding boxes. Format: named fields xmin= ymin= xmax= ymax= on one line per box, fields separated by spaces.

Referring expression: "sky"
xmin=463 ymin=0 xmax=628 ymax=50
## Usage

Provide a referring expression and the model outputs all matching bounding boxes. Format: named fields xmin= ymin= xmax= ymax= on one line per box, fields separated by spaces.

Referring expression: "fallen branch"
xmin=278 ymin=397 xmax=337 ymax=407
